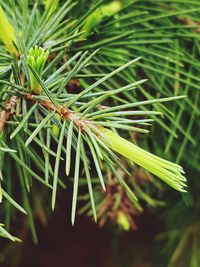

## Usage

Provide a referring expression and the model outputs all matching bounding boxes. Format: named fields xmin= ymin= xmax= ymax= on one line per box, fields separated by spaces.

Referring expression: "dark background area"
xmin=0 ymin=209 xmax=159 ymax=267
xmin=22 ymin=214 xmax=154 ymax=267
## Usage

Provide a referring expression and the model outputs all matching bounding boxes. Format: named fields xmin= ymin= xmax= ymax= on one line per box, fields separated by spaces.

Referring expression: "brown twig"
xmin=24 ymin=93 xmax=91 ymax=132
xmin=0 ymin=96 xmax=18 ymax=133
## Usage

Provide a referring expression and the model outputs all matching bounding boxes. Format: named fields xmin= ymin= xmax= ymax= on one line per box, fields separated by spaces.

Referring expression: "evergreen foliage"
xmin=0 ymin=0 xmax=199 ymax=266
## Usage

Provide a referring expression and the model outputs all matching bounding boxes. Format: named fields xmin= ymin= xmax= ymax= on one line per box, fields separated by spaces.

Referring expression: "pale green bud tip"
xmin=0 ymin=5 xmax=17 ymax=54
xmin=28 ymin=46 xmax=49 ymax=62
xmin=102 ymin=1 xmax=122 ymax=16
xmin=116 ymin=211 xmax=130 ymax=231
xmin=44 ymin=0 xmax=59 ymax=13
xmin=27 ymin=46 xmax=49 ymax=94
xmin=81 ymin=1 xmax=122 ymax=39
xmin=103 ymin=129 xmax=187 ymax=192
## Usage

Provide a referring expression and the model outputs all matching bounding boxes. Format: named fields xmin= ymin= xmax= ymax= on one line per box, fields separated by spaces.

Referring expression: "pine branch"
xmin=0 ymin=0 xmax=194 ymax=245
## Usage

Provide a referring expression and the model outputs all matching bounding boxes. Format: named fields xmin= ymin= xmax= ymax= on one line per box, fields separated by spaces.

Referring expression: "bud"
xmin=116 ymin=211 xmax=130 ymax=231
xmin=103 ymin=129 xmax=187 ymax=192
xmin=27 ymin=46 xmax=49 ymax=94
xmin=0 ymin=5 xmax=17 ymax=54
xmin=43 ymin=0 xmax=59 ymax=14
xmin=81 ymin=1 xmax=122 ymax=38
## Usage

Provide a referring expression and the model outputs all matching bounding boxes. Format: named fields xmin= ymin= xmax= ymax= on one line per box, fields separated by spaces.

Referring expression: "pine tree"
xmin=0 ymin=1 xmax=199 ymax=266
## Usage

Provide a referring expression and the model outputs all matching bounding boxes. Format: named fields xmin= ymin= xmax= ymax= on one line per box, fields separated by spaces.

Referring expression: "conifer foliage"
xmin=0 ymin=0 xmax=199 ymax=266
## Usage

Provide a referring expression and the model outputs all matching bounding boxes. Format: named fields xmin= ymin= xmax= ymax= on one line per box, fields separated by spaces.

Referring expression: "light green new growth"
xmin=27 ymin=46 xmax=49 ymax=94
xmin=103 ymin=129 xmax=186 ymax=192
xmin=81 ymin=1 xmax=122 ymax=38
xmin=0 ymin=4 xmax=16 ymax=54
